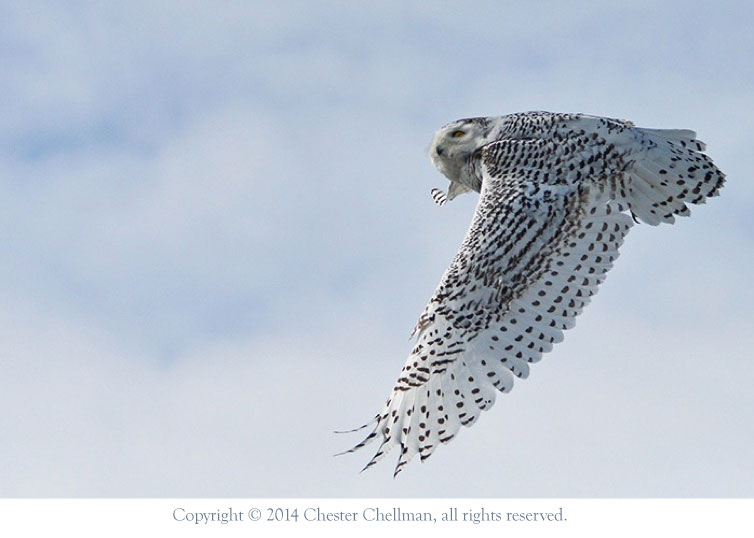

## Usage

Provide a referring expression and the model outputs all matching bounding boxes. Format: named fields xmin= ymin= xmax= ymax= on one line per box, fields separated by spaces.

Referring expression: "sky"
xmin=1 ymin=0 xmax=753 ymax=497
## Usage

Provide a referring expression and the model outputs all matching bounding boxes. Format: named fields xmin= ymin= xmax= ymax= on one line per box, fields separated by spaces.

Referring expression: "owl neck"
xmin=457 ymin=151 xmax=484 ymax=193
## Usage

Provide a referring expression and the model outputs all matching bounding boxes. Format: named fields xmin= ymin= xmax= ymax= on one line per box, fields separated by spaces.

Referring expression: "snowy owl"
xmin=340 ymin=111 xmax=725 ymax=476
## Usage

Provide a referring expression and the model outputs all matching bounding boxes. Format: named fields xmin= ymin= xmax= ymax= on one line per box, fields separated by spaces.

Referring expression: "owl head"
xmin=428 ymin=117 xmax=492 ymax=202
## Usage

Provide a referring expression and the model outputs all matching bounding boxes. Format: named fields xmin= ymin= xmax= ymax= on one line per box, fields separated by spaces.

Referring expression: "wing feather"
xmin=344 ymin=137 xmax=634 ymax=474
xmin=341 ymin=112 xmax=725 ymax=475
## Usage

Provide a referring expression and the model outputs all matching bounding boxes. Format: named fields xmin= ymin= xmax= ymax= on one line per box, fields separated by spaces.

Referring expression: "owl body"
xmin=342 ymin=111 xmax=725 ymax=476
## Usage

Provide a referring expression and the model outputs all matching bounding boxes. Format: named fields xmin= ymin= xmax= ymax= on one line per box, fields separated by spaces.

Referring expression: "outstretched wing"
xmin=343 ymin=138 xmax=634 ymax=476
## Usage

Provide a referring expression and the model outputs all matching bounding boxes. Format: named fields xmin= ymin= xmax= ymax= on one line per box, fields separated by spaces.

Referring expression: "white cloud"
xmin=1 ymin=0 xmax=753 ymax=496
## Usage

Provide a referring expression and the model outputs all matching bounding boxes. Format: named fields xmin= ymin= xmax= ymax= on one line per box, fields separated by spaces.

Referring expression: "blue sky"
xmin=1 ymin=0 xmax=753 ymax=496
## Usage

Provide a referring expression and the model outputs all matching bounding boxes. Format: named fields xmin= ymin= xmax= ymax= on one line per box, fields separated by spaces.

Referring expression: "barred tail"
xmin=625 ymin=129 xmax=725 ymax=225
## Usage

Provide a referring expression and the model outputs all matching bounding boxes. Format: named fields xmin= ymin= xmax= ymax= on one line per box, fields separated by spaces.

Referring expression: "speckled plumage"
xmin=341 ymin=111 xmax=725 ymax=476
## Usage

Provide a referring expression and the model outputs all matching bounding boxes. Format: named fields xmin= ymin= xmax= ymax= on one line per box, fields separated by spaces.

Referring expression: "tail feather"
xmin=637 ymin=127 xmax=703 ymax=149
xmin=625 ymin=129 xmax=725 ymax=225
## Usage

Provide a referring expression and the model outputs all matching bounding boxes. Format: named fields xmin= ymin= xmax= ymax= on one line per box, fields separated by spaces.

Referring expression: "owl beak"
xmin=435 ymin=145 xmax=445 ymax=156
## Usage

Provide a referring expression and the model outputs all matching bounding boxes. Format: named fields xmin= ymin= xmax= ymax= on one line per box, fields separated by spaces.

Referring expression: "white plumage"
xmin=340 ymin=111 xmax=725 ymax=476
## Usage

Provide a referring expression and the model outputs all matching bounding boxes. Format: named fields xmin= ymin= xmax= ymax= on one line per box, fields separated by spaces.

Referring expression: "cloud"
xmin=1 ymin=0 xmax=753 ymax=496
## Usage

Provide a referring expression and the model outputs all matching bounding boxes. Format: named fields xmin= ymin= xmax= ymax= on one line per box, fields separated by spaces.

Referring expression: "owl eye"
xmin=450 ymin=129 xmax=466 ymax=138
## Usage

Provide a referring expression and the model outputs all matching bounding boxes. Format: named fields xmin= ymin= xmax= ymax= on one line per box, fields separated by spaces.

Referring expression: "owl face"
xmin=429 ymin=118 xmax=490 ymax=183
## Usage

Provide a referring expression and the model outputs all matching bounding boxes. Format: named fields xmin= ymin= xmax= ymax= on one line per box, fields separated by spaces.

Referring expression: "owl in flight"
xmin=341 ymin=111 xmax=725 ymax=476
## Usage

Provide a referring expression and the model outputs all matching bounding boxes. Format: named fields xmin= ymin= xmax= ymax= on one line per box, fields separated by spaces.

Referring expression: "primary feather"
xmin=341 ymin=111 xmax=725 ymax=476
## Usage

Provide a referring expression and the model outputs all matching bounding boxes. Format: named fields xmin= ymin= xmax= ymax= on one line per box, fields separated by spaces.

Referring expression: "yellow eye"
xmin=450 ymin=129 xmax=465 ymax=138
